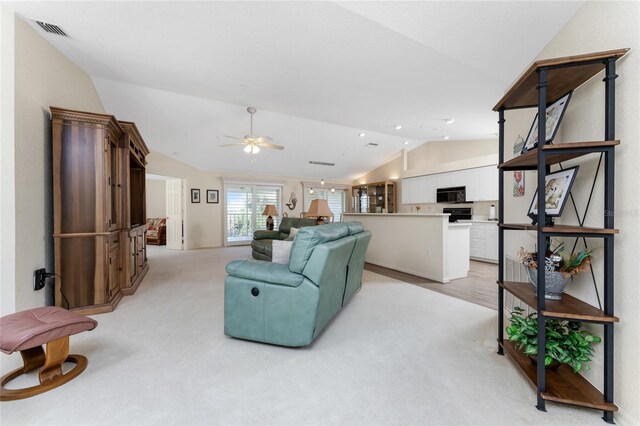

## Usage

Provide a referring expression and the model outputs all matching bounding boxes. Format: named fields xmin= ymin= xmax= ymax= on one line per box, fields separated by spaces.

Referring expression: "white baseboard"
xmin=616 ymin=408 xmax=638 ymax=426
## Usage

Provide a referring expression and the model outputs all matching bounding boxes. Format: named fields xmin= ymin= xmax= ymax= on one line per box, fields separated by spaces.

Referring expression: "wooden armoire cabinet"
xmin=51 ymin=108 xmax=150 ymax=315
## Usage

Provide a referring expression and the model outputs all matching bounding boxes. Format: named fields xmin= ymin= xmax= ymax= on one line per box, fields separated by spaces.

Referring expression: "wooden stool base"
xmin=1 ymin=352 xmax=88 ymax=401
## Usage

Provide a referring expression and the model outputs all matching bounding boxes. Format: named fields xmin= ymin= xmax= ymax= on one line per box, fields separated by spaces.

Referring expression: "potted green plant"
xmin=506 ymin=307 xmax=601 ymax=373
xmin=517 ymin=241 xmax=593 ymax=300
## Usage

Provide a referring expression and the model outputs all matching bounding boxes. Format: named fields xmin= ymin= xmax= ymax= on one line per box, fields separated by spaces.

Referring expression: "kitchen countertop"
xmin=458 ymin=219 xmax=499 ymax=223
xmin=448 ymin=223 xmax=472 ymax=227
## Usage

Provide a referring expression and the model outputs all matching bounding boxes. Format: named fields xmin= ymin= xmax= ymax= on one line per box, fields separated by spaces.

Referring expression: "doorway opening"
xmin=146 ymin=174 xmax=185 ymax=251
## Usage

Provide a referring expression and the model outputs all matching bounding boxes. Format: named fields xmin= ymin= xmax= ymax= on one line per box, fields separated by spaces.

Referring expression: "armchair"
xmin=146 ymin=218 xmax=166 ymax=245
xmin=251 ymin=216 xmax=317 ymax=261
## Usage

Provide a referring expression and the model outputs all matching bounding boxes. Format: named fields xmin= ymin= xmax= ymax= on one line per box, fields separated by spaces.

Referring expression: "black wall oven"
xmin=436 ymin=186 xmax=467 ymax=203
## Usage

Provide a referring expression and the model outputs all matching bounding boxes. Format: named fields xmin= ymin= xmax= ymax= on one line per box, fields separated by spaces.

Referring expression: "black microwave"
xmin=436 ymin=186 xmax=467 ymax=203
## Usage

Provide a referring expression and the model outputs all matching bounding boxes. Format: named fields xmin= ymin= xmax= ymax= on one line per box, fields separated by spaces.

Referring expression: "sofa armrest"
xmin=226 ymin=260 xmax=304 ymax=287
xmin=253 ymin=230 xmax=282 ymax=240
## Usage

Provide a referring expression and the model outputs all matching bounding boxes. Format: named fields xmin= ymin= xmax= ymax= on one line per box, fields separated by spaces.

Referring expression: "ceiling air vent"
xmin=34 ymin=20 xmax=68 ymax=37
xmin=309 ymin=161 xmax=335 ymax=166
xmin=364 ymin=143 xmax=379 ymax=148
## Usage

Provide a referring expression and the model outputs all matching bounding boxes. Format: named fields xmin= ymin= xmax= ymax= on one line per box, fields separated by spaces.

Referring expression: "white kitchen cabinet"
xmin=401 ymin=177 xmax=417 ymax=204
xmin=475 ymin=166 xmax=499 ymax=201
xmin=401 ymin=164 xmax=498 ymax=205
xmin=461 ymin=221 xmax=498 ymax=263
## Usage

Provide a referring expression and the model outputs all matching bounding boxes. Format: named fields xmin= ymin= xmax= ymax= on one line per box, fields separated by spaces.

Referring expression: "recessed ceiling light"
xmin=443 ymin=136 xmax=450 ymax=140
xmin=444 ymin=118 xmax=455 ymax=124
xmin=395 ymin=125 xmax=402 ymax=130
xmin=403 ymin=141 xmax=409 ymax=145
xmin=359 ymin=132 xmax=366 ymax=137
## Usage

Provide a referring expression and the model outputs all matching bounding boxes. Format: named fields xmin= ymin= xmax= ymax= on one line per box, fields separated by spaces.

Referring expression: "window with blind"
xmin=304 ymin=189 xmax=346 ymax=222
xmin=225 ymin=184 xmax=282 ymax=244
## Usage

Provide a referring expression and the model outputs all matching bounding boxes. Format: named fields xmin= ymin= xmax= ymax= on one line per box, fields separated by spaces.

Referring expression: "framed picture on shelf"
xmin=528 ymin=166 xmax=579 ymax=218
xmin=191 ymin=188 xmax=200 ymax=203
xmin=206 ymin=189 xmax=219 ymax=204
xmin=522 ymin=91 xmax=573 ymax=152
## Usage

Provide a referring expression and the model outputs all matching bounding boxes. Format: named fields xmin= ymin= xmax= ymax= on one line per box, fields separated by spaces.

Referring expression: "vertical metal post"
xmin=536 ymin=67 xmax=548 ymax=412
xmin=497 ymin=109 xmax=505 ymax=355
xmin=602 ymin=57 xmax=617 ymax=423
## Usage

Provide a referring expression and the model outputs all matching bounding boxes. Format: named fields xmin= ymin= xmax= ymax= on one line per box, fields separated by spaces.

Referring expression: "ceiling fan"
xmin=220 ymin=107 xmax=284 ymax=154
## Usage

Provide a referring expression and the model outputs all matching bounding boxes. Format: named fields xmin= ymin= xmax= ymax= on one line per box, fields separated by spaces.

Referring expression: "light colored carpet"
xmin=0 ymin=246 xmax=602 ymax=425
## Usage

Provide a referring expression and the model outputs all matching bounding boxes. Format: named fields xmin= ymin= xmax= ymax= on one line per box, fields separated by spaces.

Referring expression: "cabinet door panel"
xmin=465 ymin=169 xmax=479 ymax=201
xmin=485 ymin=227 xmax=498 ymax=261
xmin=401 ymin=178 xmax=414 ymax=204
xmin=56 ymin=123 xmax=103 ymax=233
xmin=416 ymin=176 xmax=428 ymax=203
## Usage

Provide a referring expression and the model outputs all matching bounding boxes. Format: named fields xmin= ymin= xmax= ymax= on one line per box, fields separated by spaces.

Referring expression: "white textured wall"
xmin=7 ymin=16 xmax=106 ymax=312
xmin=0 ymin=5 xmax=16 ymax=317
xmin=408 ymin=139 xmax=498 ymax=171
xmin=145 ymin=179 xmax=167 ymax=218
xmin=503 ymin=2 xmax=640 ymax=423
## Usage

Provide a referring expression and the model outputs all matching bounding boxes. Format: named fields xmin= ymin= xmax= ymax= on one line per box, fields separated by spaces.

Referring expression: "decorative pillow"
xmin=288 ymin=227 xmax=300 ymax=239
xmin=272 ymin=240 xmax=293 ymax=265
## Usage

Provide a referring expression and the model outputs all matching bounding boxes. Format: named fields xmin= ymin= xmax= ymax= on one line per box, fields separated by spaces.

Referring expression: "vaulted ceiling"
xmin=6 ymin=1 xmax=584 ymax=180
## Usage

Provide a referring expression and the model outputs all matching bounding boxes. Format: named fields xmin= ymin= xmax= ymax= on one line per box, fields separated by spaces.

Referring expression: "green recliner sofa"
xmin=225 ymin=222 xmax=371 ymax=347
xmin=251 ymin=217 xmax=317 ymax=261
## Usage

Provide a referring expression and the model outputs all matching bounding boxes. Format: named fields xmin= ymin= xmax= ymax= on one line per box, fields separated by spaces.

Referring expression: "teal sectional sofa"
xmin=224 ymin=222 xmax=371 ymax=347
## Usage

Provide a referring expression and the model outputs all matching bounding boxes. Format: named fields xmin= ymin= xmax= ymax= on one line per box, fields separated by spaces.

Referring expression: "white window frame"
xmin=222 ymin=179 xmax=284 ymax=246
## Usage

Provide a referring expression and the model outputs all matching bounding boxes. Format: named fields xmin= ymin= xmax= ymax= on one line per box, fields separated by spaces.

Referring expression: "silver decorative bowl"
xmin=526 ymin=267 xmax=570 ymax=300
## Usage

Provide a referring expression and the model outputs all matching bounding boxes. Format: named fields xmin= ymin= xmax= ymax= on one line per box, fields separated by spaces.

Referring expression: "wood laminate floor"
xmin=364 ymin=260 xmax=498 ymax=310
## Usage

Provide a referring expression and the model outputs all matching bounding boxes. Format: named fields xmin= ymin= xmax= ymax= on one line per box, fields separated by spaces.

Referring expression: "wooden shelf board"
xmin=502 ymin=340 xmax=618 ymax=412
xmin=493 ymin=49 xmax=629 ymax=111
xmin=499 ymin=141 xmax=620 ymax=170
xmin=499 ymin=281 xmax=618 ymax=323
xmin=499 ymin=223 xmax=618 ymax=235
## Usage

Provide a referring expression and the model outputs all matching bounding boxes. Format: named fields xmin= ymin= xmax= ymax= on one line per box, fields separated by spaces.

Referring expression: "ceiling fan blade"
xmin=258 ymin=142 xmax=285 ymax=150
xmin=219 ymin=143 xmax=246 ymax=147
xmin=255 ymin=136 xmax=273 ymax=142
xmin=223 ymin=135 xmax=245 ymax=141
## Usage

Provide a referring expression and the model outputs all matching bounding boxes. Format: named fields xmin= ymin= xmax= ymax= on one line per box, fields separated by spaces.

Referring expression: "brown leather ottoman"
xmin=0 ymin=307 xmax=97 ymax=401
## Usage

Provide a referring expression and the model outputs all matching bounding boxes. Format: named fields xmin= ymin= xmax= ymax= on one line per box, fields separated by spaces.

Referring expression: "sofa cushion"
xmin=289 ymin=223 xmax=349 ymax=274
xmin=251 ymin=239 xmax=273 ymax=258
xmin=272 ymin=240 xmax=293 ymax=265
xmin=226 ymin=260 xmax=304 ymax=287
xmin=345 ymin=221 xmax=364 ymax=235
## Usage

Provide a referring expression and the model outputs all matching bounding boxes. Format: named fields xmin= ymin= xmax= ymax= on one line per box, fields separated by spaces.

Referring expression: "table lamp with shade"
xmin=306 ymin=199 xmax=332 ymax=225
xmin=262 ymin=204 xmax=278 ymax=230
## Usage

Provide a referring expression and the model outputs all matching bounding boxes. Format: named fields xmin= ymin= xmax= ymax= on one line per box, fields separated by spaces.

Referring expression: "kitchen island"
xmin=343 ymin=213 xmax=470 ymax=283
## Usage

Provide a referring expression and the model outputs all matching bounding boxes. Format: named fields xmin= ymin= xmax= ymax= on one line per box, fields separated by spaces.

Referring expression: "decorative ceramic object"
xmin=526 ymin=267 xmax=570 ymax=300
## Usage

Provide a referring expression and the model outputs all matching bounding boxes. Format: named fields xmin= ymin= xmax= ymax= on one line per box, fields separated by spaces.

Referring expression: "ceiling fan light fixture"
xmin=243 ymin=144 xmax=260 ymax=154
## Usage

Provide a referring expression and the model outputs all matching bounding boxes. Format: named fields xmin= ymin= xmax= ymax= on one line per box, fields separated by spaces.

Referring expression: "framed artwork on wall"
xmin=513 ymin=171 xmax=525 ymax=197
xmin=522 ymin=91 xmax=573 ymax=152
xmin=207 ymin=190 xmax=219 ymax=204
xmin=191 ymin=188 xmax=200 ymax=203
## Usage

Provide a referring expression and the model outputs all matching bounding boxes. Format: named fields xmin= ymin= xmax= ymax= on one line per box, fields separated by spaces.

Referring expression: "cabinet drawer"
xmin=470 ymin=248 xmax=485 ymax=257
xmin=470 ymin=229 xmax=485 ymax=239
xmin=470 ymin=238 xmax=485 ymax=249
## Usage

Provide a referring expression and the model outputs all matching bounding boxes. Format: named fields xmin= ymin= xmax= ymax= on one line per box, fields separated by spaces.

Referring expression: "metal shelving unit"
xmin=493 ymin=48 xmax=628 ymax=423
